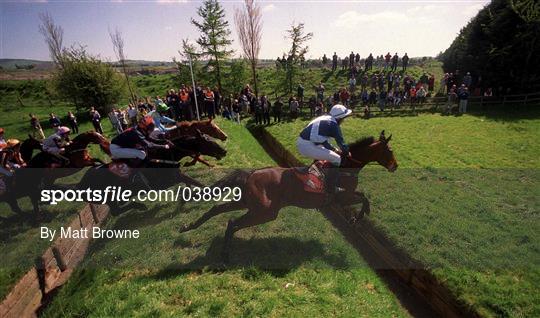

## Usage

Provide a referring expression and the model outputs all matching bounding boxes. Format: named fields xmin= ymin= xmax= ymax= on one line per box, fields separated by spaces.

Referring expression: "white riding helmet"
xmin=329 ymin=104 xmax=352 ymax=120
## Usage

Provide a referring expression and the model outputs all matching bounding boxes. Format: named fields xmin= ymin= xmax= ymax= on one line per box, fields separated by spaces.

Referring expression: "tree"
xmin=39 ymin=12 xmax=65 ymax=68
xmin=109 ymin=27 xmax=136 ymax=104
xmin=51 ymin=46 xmax=126 ymax=113
xmin=191 ymin=0 xmax=234 ymax=92
xmin=234 ymin=0 xmax=262 ymax=96
xmin=441 ymin=0 xmax=540 ymax=94
xmin=283 ymin=23 xmax=313 ymax=94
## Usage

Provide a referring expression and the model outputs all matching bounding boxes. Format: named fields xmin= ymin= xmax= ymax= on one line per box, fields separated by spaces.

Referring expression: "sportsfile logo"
xmin=40 ymin=186 xmax=242 ymax=205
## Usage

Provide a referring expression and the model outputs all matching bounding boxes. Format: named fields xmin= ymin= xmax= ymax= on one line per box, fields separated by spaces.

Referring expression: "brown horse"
xmin=180 ymin=131 xmax=398 ymax=261
xmin=167 ymin=119 xmax=228 ymax=141
xmin=27 ymin=131 xmax=110 ymax=169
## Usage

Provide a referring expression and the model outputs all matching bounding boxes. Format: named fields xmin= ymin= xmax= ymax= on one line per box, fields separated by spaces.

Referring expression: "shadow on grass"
xmin=149 ymin=235 xmax=351 ymax=280
xmin=468 ymin=108 xmax=540 ymax=122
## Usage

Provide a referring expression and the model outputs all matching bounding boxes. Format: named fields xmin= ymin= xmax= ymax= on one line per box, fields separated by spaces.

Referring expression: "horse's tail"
xmin=211 ymin=169 xmax=252 ymax=190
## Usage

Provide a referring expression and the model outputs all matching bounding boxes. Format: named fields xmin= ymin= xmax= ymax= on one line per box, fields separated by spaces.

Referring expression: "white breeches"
xmin=296 ymin=137 xmax=341 ymax=166
xmin=110 ymin=144 xmax=147 ymax=160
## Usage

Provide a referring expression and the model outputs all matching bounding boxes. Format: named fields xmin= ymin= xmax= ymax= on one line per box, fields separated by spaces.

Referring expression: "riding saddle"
xmin=293 ymin=160 xmax=333 ymax=194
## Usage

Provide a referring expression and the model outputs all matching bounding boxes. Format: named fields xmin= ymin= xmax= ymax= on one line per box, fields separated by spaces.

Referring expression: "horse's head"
xmin=198 ymin=119 xmax=228 ymax=141
xmin=373 ymin=130 xmax=398 ymax=172
xmin=20 ymin=135 xmax=42 ymax=162
xmin=72 ymin=131 xmax=111 ymax=156
xmin=348 ymin=130 xmax=398 ymax=172
xmin=193 ymin=129 xmax=227 ymax=160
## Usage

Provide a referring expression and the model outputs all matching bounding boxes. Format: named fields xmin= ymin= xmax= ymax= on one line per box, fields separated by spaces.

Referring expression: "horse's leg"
xmin=355 ymin=191 xmax=370 ymax=216
xmin=222 ymin=208 xmax=279 ymax=262
xmin=6 ymin=197 xmax=23 ymax=215
xmin=179 ymin=201 xmax=245 ymax=233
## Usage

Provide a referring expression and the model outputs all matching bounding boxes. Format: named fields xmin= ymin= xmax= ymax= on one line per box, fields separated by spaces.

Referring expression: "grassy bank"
xmin=264 ymin=112 xmax=540 ymax=317
xmin=33 ymin=119 xmax=409 ymax=317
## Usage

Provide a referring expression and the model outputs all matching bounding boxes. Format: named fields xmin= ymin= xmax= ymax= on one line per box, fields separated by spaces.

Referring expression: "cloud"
xmin=262 ymin=4 xmax=276 ymax=12
xmin=332 ymin=10 xmax=434 ymax=29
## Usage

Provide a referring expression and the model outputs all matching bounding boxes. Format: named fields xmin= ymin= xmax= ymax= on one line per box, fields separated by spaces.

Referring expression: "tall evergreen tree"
xmin=191 ymin=0 xmax=234 ymax=92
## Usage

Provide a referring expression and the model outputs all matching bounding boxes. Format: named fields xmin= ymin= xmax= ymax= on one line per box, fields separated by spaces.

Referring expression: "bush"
xmin=51 ymin=47 xmax=126 ymax=113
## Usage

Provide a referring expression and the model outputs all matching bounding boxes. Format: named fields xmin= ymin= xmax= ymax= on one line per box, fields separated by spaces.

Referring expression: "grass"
xmin=38 ymin=118 xmax=409 ymax=317
xmin=264 ymin=111 xmax=540 ymax=317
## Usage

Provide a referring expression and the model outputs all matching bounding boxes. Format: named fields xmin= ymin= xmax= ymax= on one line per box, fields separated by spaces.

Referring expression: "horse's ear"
xmin=387 ymin=134 xmax=392 ymax=143
xmin=208 ymin=118 xmax=213 ymax=123
xmin=379 ymin=130 xmax=386 ymax=141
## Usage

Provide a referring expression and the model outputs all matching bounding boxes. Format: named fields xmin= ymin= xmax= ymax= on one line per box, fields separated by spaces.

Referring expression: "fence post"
xmin=523 ymin=94 xmax=528 ymax=106
xmin=480 ymin=96 xmax=484 ymax=109
xmin=503 ymin=95 xmax=507 ymax=107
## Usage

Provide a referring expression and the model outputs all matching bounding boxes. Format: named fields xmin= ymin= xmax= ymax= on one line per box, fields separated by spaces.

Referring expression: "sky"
xmin=0 ymin=0 xmax=490 ymax=62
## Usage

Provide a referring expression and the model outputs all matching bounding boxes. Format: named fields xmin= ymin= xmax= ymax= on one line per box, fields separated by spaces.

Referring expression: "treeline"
xmin=441 ymin=0 xmax=540 ymax=94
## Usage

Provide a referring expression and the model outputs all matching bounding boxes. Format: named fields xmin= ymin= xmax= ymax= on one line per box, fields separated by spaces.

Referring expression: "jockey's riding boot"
xmin=324 ymin=167 xmax=345 ymax=206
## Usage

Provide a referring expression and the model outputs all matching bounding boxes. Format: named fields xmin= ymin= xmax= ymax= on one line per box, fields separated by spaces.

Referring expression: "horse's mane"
xmin=176 ymin=119 xmax=211 ymax=128
xmin=349 ymin=136 xmax=375 ymax=150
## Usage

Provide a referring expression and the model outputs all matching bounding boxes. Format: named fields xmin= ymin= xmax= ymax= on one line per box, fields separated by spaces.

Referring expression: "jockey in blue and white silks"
xmin=148 ymin=102 xmax=176 ymax=132
xmin=297 ymin=104 xmax=353 ymax=194
xmin=297 ymin=104 xmax=352 ymax=167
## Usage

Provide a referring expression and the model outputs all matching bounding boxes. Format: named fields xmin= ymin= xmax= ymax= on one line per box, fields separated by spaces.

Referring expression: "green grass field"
xmin=264 ymin=112 xmax=540 ymax=317
xmin=38 ymin=119 xmax=409 ymax=317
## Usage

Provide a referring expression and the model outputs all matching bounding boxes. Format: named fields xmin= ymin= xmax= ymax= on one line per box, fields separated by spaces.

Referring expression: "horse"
xmin=180 ymin=130 xmax=398 ymax=262
xmin=72 ymin=132 xmax=227 ymax=215
xmin=27 ymin=131 xmax=111 ymax=169
xmin=0 ymin=131 xmax=111 ymax=218
xmin=166 ymin=119 xmax=228 ymax=141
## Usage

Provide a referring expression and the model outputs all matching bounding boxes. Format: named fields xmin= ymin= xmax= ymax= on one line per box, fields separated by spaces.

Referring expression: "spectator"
xmin=365 ymin=53 xmax=374 ymax=71
xmin=340 ymin=88 xmax=351 ymax=106
xmin=67 ymin=111 xmax=79 ymax=134
xmin=253 ymin=97 xmax=263 ymax=125
xmin=391 ymin=53 xmax=399 ymax=72
xmin=445 ymin=87 xmax=458 ymax=114
xmin=355 ymin=53 xmax=360 ymax=64
xmin=202 ymin=87 xmax=214 ymax=119
xmin=117 ymin=109 xmax=128 ymax=131
xmin=179 ymin=88 xmax=192 ymax=121
xmin=363 ymin=104 xmax=370 ymax=119
xmin=297 ymin=84 xmax=305 ymax=105
xmin=289 ymin=97 xmax=299 ymax=119
xmin=49 ymin=113 xmax=61 ymax=130
xmin=369 ymin=90 xmax=378 ymax=105
xmin=261 ymin=95 xmax=271 ymax=125
xmin=90 ymin=106 xmax=103 ymax=134
xmin=29 ymin=114 xmax=45 ymax=140
xmin=384 ymin=52 xmax=391 ymax=70
xmin=232 ymin=99 xmax=241 ymax=123
xmin=463 ymin=72 xmax=472 ymax=88
xmin=109 ymin=108 xmax=122 ymax=135
xmin=273 ymin=97 xmax=283 ymax=123
xmin=213 ymin=86 xmax=222 ymax=114
xmin=315 ymin=101 xmax=323 ymax=116
xmin=409 ymin=86 xmax=417 ymax=108
xmin=402 ymin=53 xmax=409 ymax=72
xmin=322 ymin=54 xmax=328 ymax=68
xmin=417 ymin=86 xmax=427 ymax=105
xmin=316 ymin=82 xmax=325 ymax=102
xmin=349 ymin=51 xmax=355 ymax=69
xmin=348 ymin=76 xmax=357 ymax=93
xmin=428 ymin=74 xmax=435 ymax=92
xmin=484 ymin=87 xmax=493 ymax=97
xmin=332 ymin=52 xmax=338 ymax=71
xmin=127 ymin=104 xmax=138 ymax=127
xmin=378 ymin=90 xmax=387 ymax=111
xmin=0 ymin=128 xmax=6 ymax=149
xmin=458 ymin=86 xmax=469 ymax=114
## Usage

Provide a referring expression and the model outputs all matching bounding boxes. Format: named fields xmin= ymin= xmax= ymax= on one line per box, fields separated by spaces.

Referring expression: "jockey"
xmin=42 ymin=126 xmax=72 ymax=164
xmin=297 ymin=104 xmax=352 ymax=194
xmin=0 ymin=139 xmax=26 ymax=172
xmin=149 ymin=102 xmax=176 ymax=132
xmin=110 ymin=115 xmax=170 ymax=167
